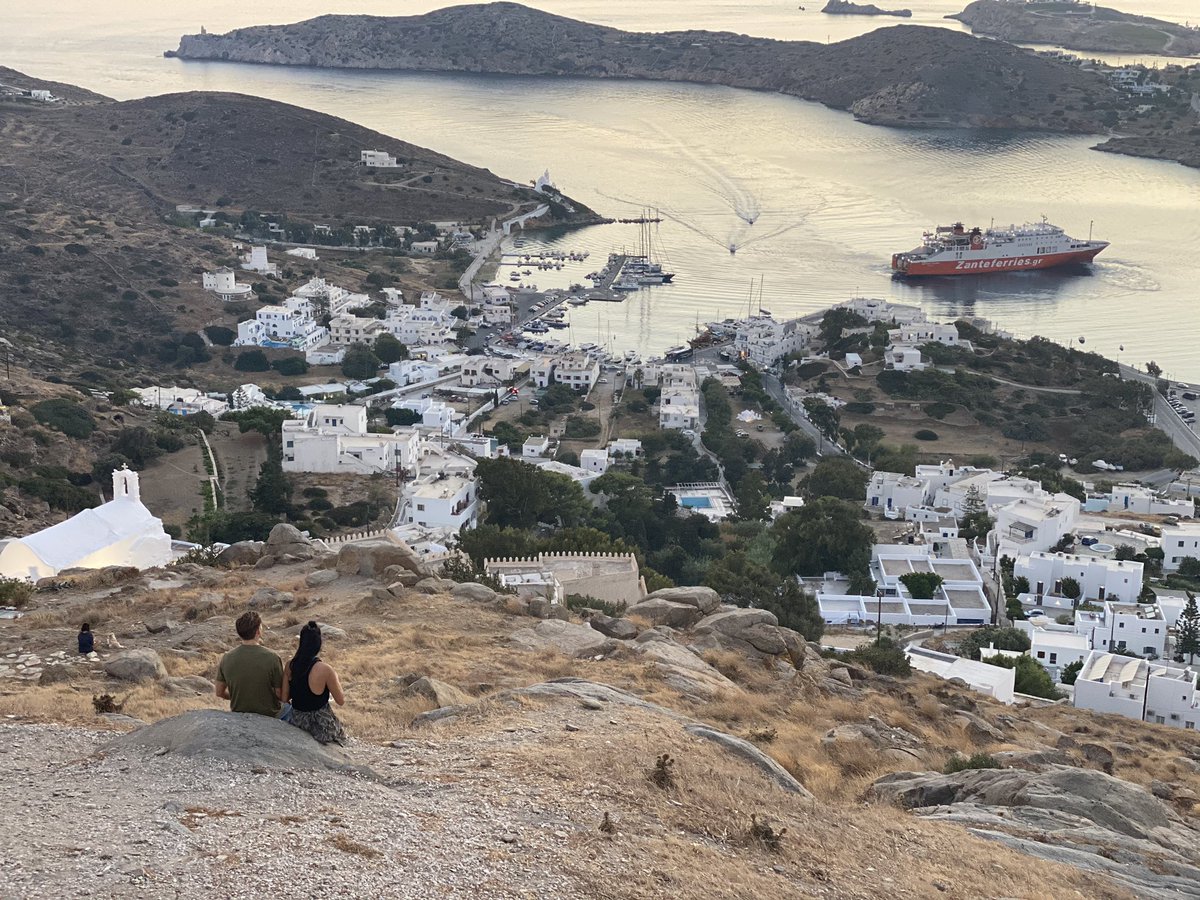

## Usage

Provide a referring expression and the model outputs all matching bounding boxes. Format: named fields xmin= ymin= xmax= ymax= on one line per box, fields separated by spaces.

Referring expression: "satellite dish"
xmin=1078 ymin=336 xmax=1086 ymax=345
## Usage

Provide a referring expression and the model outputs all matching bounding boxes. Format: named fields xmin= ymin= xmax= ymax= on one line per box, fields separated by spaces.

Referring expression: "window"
xmin=1187 ymin=722 xmax=1195 ymax=729
xmin=1049 ymin=653 xmax=1057 ymax=664
xmin=1036 ymin=651 xmax=1046 ymax=659
xmin=416 ymin=504 xmax=425 ymax=511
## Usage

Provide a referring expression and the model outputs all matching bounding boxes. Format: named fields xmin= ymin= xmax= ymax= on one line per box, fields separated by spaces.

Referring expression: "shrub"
xmin=957 ymin=626 xmax=1030 ymax=660
xmin=234 ymin=349 xmax=271 ymax=372
xmin=922 ymin=401 xmax=956 ymax=420
xmin=843 ymin=402 xmax=875 ymax=415
xmin=565 ymin=593 xmax=627 ymax=618
xmin=1059 ymin=659 xmax=1084 ymax=685
xmin=271 ymin=356 xmax=309 ymax=377
xmin=982 ymin=653 xmax=1063 ymax=700
xmin=204 ymin=325 xmax=237 ymax=346
xmin=913 ymin=429 xmax=939 ymax=441
xmin=31 ymin=398 xmax=95 ymax=438
xmin=844 ymin=637 xmax=911 ymax=676
xmin=0 ymin=576 xmax=35 ymax=608
xmin=943 ymin=753 xmax=1001 ymax=774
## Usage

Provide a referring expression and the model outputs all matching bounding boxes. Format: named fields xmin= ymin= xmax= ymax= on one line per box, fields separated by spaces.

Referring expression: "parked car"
xmin=598 ymin=378 xmax=609 ymax=384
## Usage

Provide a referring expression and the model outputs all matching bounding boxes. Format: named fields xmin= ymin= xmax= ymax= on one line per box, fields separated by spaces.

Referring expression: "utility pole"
xmin=876 ymin=587 xmax=884 ymax=644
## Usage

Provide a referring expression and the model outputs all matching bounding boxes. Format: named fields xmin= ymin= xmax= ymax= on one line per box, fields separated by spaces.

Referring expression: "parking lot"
xmin=1164 ymin=382 xmax=1198 ymax=428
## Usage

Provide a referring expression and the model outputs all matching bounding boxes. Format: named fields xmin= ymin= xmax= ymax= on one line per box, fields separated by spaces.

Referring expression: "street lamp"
xmin=875 ymin=587 xmax=884 ymax=645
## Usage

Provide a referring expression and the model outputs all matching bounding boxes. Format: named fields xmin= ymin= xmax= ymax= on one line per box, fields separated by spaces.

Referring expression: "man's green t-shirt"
xmin=217 ymin=644 xmax=283 ymax=717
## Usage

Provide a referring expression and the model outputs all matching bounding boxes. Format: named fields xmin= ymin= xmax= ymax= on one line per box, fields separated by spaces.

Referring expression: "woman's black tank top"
xmin=290 ymin=658 xmax=330 ymax=712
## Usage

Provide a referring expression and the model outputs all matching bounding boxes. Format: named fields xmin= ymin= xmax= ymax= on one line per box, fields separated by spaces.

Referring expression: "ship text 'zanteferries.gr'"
xmin=891 ymin=220 xmax=1108 ymax=277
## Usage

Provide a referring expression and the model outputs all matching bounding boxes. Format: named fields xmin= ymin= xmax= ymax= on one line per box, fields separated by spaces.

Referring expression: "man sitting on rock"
xmin=215 ymin=611 xmax=285 ymax=719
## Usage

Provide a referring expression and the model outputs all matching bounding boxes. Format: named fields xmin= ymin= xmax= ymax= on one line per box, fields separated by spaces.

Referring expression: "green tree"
xmin=374 ymin=334 xmax=409 ymax=364
xmin=342 ymin=347 xmax=382 ymax=380
xmin=802 ymin=398 xmax=840 ymax=443
xmin=804 ymin=457 xmax=867 ymax=501
xmin=957 ymin=626 xmax=1030 ymax=661
xmin=110 ymin=427 xmax=163 ymax=469
xmin=957 ymin=485 xmax=994 ymax=542
xmin=772 ymin=497 xmax=874 ymax=578
xmin=385 ymin=408 xmax=422 ymax=427
xmin=271 ymin=355 xmax=309 ymax=376
xmin=1178 ymin=557 xmax=1200 ymax=579
xmin=1060 ymin=576 xmax=1081 ymax=600
xmin=781 ymin=431 xmax=815 ymax=466
xmin=248 ymin=459 xmax=291 ymax=515
xmin=476 ymin=457 xmax=588 ymax=529
xmin=982 ymin=653 xmax=1063 ymax=700
xmin=223 ymin=408 xmax=290 ymax=442
xmin=234 ymin=349 xmax=271 ymax=372
xmin=899 ymin=571 xmax=944 ymax=600
xmin=733 ymin=471 xmax=771 ymax=521
xmin=1059 ymin=659 xmax=1084 ymax=685
xmin=1176 ymin=592 xmax=1200 ymax=664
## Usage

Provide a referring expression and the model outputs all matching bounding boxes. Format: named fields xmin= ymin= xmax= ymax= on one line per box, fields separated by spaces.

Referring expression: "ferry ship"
xmin=891 ymin=220 xmax=1108 ymax=277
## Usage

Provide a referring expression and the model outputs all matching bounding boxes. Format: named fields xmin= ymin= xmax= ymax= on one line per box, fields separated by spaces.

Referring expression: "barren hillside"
xmin=1 ymin=536 xmax=1197 ymax=897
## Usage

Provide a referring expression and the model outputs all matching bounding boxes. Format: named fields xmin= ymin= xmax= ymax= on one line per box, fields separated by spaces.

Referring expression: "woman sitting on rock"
xmin=282 ymin=621 xmax=347 ymax=745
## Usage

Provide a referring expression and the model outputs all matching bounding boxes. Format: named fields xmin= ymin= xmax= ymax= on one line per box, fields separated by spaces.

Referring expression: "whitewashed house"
xmin=865 ymin=471 xmax=926 ymax=516
xmin=235 ymin=298 xmax=328 ymax=350
xmin=1016 ymin=551 xmax=1143 ymax=606
xmin=580 ymin=448 xmax=609 ymax=475
xmin=240 ymin=245 xmax=277 ymax=275
xmin=1073 ymin=651 xmax=1200 ymax=730
xmin=554 ymin=354 xmax=600 ymax=394
xmin=1161 ymin=522 xmax=1200 ymax=573
xmin=281 ymin=404 xmax=420 ymax=475
xmin=523 ymin=436 xmax=552 ymax=459
xmin=884 ymin=347 xmax=926 ymax=371
xmin=361 ymin=149 xmax=400 ymax=168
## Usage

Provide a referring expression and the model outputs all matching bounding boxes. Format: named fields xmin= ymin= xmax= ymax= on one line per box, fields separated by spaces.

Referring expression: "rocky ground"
xmin=1 ymin=528 xmax=1197 ymax=897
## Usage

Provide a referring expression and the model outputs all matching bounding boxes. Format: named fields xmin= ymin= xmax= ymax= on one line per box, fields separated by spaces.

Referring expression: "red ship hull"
xmin=894 ymin=246 xmax=1105 ymax=277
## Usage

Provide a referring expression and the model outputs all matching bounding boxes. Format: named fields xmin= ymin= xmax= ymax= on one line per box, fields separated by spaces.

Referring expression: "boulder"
xmin=305 ymin=570 xmax=340 ymax=588
xmin=263 ymin=524 xmax=315 ymax=560
xmin=626 ymin=598 xmax=706 ymax=629
xmin=955 ymin=711 xmax=1005 ymax=743
xmin=383 ymin=568 xmax=421 ymax=587
xmin=38 ymin=664 xmax=79 ymax=686
xmin=822 ymin=717 xmax=923 ymax=760
xmin=644 ymin=586 xmax=722 ymax=615
xmin=405 ymin=676 xmax=473 ymax=708
xmin=451 ymin=582 xmax=499 ymax=603
xmin=689 ymin=608 xmax=803 ymax=663
xmin=108 ymin=709 xmax=362 ymax=772
xmin=318 ymin=623 xmax=347 ymax=640
xmin=1079 ymin=742 xmax=1115 ymax=774
xmin=589 ymin=614 xmax=639 ymax=641
xmin=633 ymin=640 xmax=739 ymax=698
xmin=828 ymin=666 xmax=853 ymax=686
xmin=143 ymin=617 xmax=178 ymax=635
xmin=38 ymin=566 xmax=142 ymax=591
xmin=635 ymin=626 xmax=679 ymax=644
xmin=164 ymin=675 xmax=215 ymax=695
xmin=216 ymin=541 xmax=263 ymax=568
xmin=336 ymin=540 xmax=429 ymax=579
xmin=248 ymin=587 xmax=293 ymax=609
xmin=414 ymin=577 xmax=458 ymax=595
xmin=104 ymin=649 xmax=167 ymax=683
xmin=509 ymin=620 xmax=617 ymax=658
xmin=253 ymin=556 xmax=276 ymax=570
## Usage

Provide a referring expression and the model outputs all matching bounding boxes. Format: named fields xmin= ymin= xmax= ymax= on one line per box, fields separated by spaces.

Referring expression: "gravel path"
xmin=0 ymin=723 xmax=581 ymax=899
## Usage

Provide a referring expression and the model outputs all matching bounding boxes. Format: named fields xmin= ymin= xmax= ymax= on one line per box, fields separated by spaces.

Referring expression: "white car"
xmin=681 ymin=429 xmax=696 ymax=438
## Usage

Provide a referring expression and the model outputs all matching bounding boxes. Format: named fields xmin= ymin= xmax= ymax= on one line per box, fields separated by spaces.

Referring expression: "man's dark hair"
xmin=235 ymin=611 xmax=262 ymax=641
xmin=80 ymin=623 xmax=90 ymax=632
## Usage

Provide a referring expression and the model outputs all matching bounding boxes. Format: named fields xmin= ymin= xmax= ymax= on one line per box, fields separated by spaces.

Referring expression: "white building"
xmin=906 ymin=647 xmax=1016 ymax=705
xmin=1161 ymin=522 xmax=1200 ymax=572
xmin=462 ymin=357 xmax=518 ymax=388
xmin=1086 ymin=483 xmax=1192 ymax=517
xmin=387 ymin=359 xmax=440 ymax=387
xmin=865 ymin=471 xmax=927 ymax=516
xmin=1073 ymin=651 xmax=1200 ymax=730
xmin=329 ymin=314 xmax=387 ymax=347
xmin=884 ymin=347 xmax=926 ymax=372
xmin=292 ymin=278 xmax=371 ymax=318
xmin=240 ymin=245 xmax=277 ymax=276
xmin=887 ymin=322 xmax=962 ymax=346
xmin=988 ymin=492 xmax=1080 ymax=562
xmin=403 ymin=475 xmax=478 ymax=532
xmin=202 ymin=267 xmax=252 ymax=301
xmin=361 ymin=149 xmax=400 ymax=168
xmin=580 ymin=448 xmax=609 ymax=475
xmin=607 ymin=438 xmax=643 ymax=458
xmin=410 ymin=240 xmax=440 ymax=255
xmin=133 ymin=386 xmax=228 ymax=418
xmin=1014 ymin=619 xmax=1092 ymax=682
xmin=733 ymin=316 xmax=815 ymax=368
xmin=532 ymin=357 xmax=557 ymax=388
xmin=281 ymin=404 xmax=420 ymax=475
xmin=523 ymin=436 xmax=552 ymax=459
xmin=1084 ymin=602 xmax=1167 ymax=660
xmin=394 ymin=397 xmax=458 ymax=434
xmin=286 ymin=247 xmax=318 ymax=260
xmin=658 ymin=364 xmax=700 ymax=430
xmin=235 ymin=297 xmax=328 ymax=350
xmin=0 ymin=469 xmax=173 ymax=581
xmin=384 ymin=304 xmax=455 ymax=346
xmin=484 ymin=552 xmax=646 ymax=608
xmin=1016 ymin=551 xmax=1143 ymax=606
xmin=554 ymin=354 xmax=600 ymax=394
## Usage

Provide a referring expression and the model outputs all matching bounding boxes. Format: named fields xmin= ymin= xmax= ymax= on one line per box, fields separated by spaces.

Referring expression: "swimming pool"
xmin=679 ymin=496 xmax=713 ymax=509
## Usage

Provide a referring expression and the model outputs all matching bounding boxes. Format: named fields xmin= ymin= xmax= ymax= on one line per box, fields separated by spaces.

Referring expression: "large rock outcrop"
xmin=871 ymin=765 xmax=1200 ymax=898
xmin=335 ymin=540 xmax=430 ymax=579
xmin=509 ymin=620 xmax=617 ymax=658
xmin=103 ymin=649 xmax=168 ymax=683
xmin=108 ymin=709 xmax=362 ymax=772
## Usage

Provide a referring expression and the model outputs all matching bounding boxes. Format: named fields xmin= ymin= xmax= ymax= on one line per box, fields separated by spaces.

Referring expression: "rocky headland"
xmin=166 ymin=2 xmax=1111 ymax=134
xmin=1 ymin=531 xmax=1199 ymax=897
xmin=822 ymin=0 xmax=913 ymax=19
xmin=950 ymin=0 xmax=1200 ymax=57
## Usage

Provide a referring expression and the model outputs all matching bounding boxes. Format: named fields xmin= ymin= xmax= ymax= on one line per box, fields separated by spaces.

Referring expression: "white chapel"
xmin=0 ymin=468 xmax=174 ymax=582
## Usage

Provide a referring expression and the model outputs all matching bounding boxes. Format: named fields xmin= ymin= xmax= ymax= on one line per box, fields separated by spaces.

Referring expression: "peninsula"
xmin=950 ymin=0 xmax=1200 ymax=58
xmin=166 ymin=2 xmax=1110 ymax=134
xmin=822 ymin=0 xmax=912 ymax=18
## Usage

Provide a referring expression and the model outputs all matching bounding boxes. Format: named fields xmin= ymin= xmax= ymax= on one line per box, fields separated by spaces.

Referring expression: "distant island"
xmin=165 ymin=1 xmax=1110 ymax=135
xmin=822 ymin=1 xmax=912 ymax=18
xmin=950 ymin=0 xmax=1200 ymax=57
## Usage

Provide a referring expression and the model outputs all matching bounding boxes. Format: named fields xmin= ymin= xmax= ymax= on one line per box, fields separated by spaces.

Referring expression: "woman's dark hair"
xmin=289 ymin=621 xmax=322 ymax=673
xmin=80 ymin=623 xmax=90 ymax=632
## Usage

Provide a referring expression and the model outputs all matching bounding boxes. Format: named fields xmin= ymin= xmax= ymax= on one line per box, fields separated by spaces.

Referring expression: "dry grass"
xmin=328 ymin=833 xmax=382 ymax=858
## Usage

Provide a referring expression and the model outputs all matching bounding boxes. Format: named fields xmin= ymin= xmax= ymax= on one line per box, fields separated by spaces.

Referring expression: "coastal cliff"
xmin=950 ymin=0 xmax=1200 ymax=57
xmin=822 ymin=1 xmax=912 ymax=19
xmin=167 ymin=2 xmax=1109 ymax=134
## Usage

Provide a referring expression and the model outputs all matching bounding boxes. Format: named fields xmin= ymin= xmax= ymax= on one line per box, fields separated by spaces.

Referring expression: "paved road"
xmin=761 ymin=372 xmax=846 ymax=456
xmin=1119 ymin=364 xmax=1200 ymax=462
